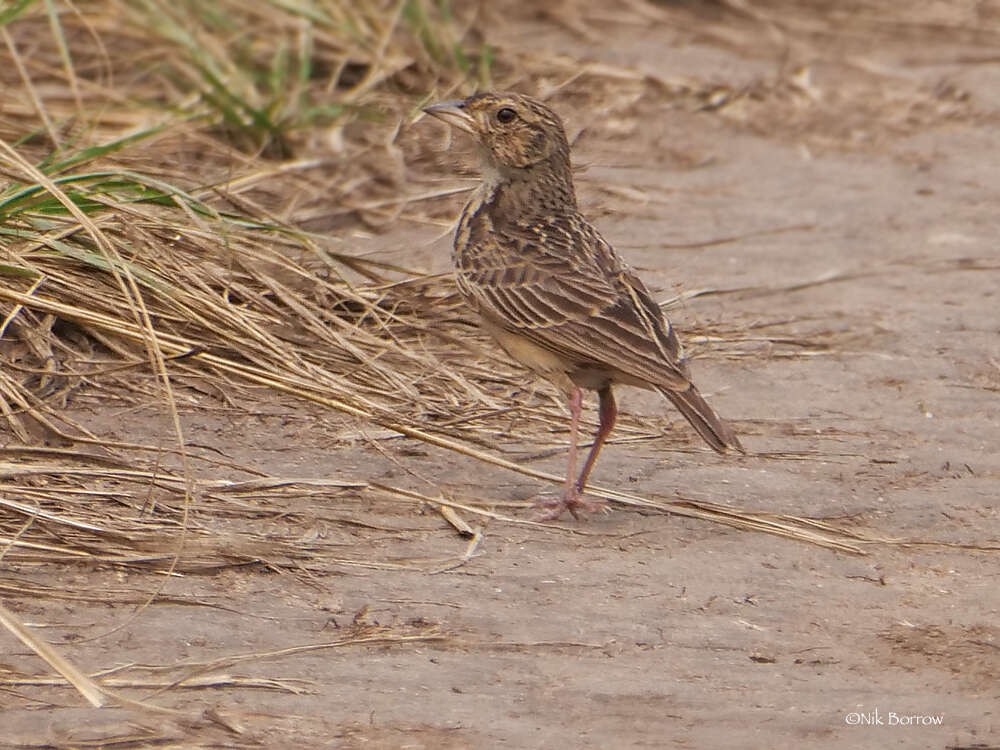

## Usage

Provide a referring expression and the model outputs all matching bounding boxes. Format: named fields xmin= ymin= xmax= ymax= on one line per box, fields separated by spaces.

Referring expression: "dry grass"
xmin=0 ymin=0 xmax=508 ymax=714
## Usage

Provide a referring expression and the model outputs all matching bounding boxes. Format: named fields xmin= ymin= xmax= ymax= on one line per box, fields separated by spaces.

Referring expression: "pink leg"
xmin=561 ymin=385 xmax=583 ymax=504
xmin=575 ymin=385 xmax=617 ymax=493
xmin=537 ymin=386 xmax=615 ymax=521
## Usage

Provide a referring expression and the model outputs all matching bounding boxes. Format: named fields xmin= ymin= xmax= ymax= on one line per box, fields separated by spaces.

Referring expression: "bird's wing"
xmin=457 ymin=213 xmax=691 ymax=391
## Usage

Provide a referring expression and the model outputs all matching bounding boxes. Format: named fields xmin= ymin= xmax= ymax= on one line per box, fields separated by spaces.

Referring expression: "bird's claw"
xmin=533 ymin=487 xmax=606 ymax=521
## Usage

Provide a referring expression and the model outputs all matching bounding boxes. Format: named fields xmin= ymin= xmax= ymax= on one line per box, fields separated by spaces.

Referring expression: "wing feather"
xmin=456 ymin=211 xmax=690 ymax=391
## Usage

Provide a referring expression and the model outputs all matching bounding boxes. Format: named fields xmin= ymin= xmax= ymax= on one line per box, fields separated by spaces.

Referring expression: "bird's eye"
xmin=496 ymin=107 xmax=517 ymax=124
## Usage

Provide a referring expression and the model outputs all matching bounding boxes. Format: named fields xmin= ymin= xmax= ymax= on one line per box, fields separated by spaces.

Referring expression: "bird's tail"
xmin=658 ymin=384 xmax=744 ymax=455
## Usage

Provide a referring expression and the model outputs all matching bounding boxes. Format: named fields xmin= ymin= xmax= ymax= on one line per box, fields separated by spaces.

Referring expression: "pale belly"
xmin=482 ymin=319 xmax=638 ymax=393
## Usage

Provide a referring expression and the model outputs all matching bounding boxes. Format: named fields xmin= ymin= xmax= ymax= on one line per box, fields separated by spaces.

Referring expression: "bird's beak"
xmin=422 ymin=98 xmax=477 ymax=134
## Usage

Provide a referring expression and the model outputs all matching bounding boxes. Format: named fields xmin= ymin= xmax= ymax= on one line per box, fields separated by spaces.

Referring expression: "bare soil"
xmin=4 ymin=3 xmax=1000 ymax=748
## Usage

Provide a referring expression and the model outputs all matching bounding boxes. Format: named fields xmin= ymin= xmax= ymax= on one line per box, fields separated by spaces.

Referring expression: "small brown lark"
xmin=424 ymin=91 xmax=742 ymax=520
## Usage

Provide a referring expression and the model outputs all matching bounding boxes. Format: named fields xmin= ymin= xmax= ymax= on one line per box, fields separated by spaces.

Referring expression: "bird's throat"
xmin=476 ymin=159 xmax=577 ymax=221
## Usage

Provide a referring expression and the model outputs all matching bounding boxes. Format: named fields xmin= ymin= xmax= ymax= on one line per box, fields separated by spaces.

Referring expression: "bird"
xmin=423 ymin=91 xmax=743 ymax=520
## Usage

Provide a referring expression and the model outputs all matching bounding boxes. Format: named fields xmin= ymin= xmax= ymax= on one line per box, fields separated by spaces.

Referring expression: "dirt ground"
xmin=4 ymin=3 xmax=1000 ymax=749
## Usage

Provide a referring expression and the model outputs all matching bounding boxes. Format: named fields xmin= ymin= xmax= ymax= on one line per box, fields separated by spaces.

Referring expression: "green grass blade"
xmin=0 ymin=0 xmax=37 ymax=26
xmin=43 ymin=124 xmax=169 ymax=174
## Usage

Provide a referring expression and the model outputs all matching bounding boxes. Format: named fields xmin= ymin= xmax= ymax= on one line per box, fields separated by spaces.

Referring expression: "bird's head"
xmin=423 ymin=92 xmax=571 ymax=177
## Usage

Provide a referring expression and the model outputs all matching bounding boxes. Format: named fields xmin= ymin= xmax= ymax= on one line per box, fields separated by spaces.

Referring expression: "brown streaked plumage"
xmin=424 ymin=91 xmax=743 ymax=519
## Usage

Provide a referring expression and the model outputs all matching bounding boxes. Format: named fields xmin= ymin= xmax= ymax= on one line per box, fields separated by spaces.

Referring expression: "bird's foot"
xmin=533 ymin=486 xmax=605 ymax=521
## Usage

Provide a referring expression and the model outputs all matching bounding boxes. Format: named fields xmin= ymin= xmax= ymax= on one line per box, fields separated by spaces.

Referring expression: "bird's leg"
xmin=575 ymin=385 xmax=617 ymax=494
xmin=537 ymin=386 xmax=608 ymax=521
xmin=561 ymin=385 xmax=583 ymax=507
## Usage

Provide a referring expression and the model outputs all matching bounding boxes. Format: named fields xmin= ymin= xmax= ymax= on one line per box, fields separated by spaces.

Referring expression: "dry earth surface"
xmin=4 ymin=2 xmax=1000 ymax=749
